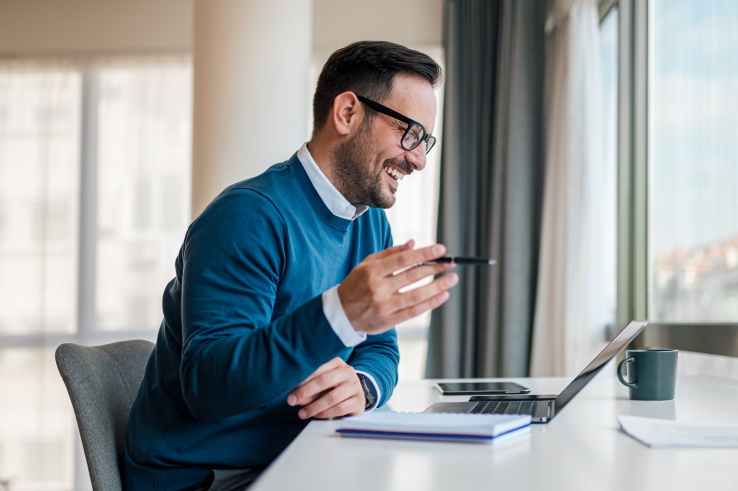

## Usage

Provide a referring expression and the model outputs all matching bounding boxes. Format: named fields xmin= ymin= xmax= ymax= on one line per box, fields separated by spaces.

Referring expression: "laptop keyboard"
xmin=468 ymin=401 xmax=539 ymax=416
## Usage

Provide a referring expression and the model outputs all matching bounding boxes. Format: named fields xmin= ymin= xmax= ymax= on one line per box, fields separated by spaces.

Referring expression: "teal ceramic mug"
xmin=617 ymin=349 xmax=678 ymax=401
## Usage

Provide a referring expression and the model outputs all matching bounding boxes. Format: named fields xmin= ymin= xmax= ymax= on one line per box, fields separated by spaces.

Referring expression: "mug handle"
xmin=617 ymin=357 xmax=637 ymax=389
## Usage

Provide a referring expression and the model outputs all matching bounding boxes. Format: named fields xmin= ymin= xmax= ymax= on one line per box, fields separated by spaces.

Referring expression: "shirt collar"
xmin=296 ymin=142 xmax=368 ymax=221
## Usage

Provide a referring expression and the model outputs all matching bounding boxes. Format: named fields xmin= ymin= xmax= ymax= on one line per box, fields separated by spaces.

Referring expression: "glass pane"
xmin=650 ymin=0 xmax=738 ymax=321
xmin=0 ymin=64 xmax=81 ymax=335
xmin=425 ymin=136 xmax=436 ymax=154
xmin=402 ymin=122 xmax=422 ymax=149
xmin=96 ymin=57 xmax=192 ymax=331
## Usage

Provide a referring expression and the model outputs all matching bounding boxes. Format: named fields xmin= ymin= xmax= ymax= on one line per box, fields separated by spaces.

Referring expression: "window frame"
xmin=611 ymin=0 xmax=738 ymax=357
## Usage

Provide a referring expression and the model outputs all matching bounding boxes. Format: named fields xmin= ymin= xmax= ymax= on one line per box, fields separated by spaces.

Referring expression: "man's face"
xmin=331 ymin=74 xmax=438 ymax=209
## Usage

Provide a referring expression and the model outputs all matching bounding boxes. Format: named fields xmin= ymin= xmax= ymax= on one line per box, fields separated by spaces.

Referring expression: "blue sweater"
xmin=123 ymin=154 xmax=399 ymax=491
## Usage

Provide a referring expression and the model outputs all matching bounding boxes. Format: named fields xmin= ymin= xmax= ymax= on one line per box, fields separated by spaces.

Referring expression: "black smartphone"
xmin=434 ymin=382 xmax=531 ymax=396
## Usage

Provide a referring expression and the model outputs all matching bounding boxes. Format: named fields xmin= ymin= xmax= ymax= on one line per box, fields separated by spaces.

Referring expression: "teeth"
xmin=385 ymin=166 xmax=404 ymax=181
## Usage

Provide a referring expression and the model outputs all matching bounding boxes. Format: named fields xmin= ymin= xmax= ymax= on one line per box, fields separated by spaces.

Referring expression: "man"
xmin=124 ymin=41 xmax=457 ymax=491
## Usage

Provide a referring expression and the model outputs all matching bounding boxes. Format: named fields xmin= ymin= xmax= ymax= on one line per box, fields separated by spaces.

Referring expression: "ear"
xmin=330 ymin=92 xmax=363 ymax=137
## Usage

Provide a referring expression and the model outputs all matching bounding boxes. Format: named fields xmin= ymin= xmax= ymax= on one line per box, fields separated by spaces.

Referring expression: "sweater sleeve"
xmin=179 ymin=189 xmax=348 ymax=422
xmin=347 ymin=330 xmax=400 ymax=408
xmin=346 ymin=215 xmax=400 ymax=408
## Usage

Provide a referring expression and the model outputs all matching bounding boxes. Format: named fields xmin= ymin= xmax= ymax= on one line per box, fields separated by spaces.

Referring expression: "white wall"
xmin=313 ymin=0 xmax=443 ymax=52
xmin=191 ymin=0 xmax=313 ymax=217
xmin=0 ymin=0 xmax=442 ymax=55
xmin=0 ymin=0 xmax=193 ymax=55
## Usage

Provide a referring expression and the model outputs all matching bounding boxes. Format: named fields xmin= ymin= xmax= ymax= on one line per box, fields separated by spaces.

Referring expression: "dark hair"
xmin=312 ymin=41 xmax=443 ymax=135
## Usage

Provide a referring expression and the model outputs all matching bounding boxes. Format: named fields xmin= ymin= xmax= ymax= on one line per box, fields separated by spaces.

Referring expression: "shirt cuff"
xmin=322 ymin=285 xmax=366 ymax=348
xmin=355 ymin=370 xmax=381 ymax=412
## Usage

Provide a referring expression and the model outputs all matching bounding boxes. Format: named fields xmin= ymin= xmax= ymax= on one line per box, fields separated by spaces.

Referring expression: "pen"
xmin=424 ymin=256 xmax=496 ymax=265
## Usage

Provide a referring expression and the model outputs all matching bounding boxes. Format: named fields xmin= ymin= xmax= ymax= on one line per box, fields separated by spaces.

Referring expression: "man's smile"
xmin=383 ymin=164 xmax=406 ymax=181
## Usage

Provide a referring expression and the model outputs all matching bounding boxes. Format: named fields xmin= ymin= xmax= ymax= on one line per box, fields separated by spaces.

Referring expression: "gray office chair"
xmin=55 ymin=340 xmax=155 ymax=491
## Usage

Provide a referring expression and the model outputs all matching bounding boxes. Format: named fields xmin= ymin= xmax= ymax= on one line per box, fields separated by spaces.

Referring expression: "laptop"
xmin=423 ymin=320 xmax=648 ymax=423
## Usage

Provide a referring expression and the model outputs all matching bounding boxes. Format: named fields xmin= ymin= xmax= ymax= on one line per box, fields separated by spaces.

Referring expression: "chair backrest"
xmin=55 ymin=340 xmax=155 ymax=491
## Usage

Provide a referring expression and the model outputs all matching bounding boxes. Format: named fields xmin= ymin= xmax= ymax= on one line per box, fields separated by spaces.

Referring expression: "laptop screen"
xmin=554 ymin=321 xmax=648 ymax=412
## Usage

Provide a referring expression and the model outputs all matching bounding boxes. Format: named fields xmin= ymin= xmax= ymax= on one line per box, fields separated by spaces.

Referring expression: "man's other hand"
xmin=337 ymin=241 xmax=458 ymax=336
xmin=287 ymin=357 xmax=365 ymax=419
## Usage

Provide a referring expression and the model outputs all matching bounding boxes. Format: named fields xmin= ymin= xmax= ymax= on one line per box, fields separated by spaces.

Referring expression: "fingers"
xmin=292 ymin=388 xmax=329 ymax=407
xmin=368 ymin=240 xmax=414 ymax=261
xmin=312 ymin=395 xmax=365 ymax=419
xmin=287 ymin=359 xmax=365 ymax=419
xmin=388 ymin=262 xmax=455 ymax=292
xmin=389 ymin=283 xmax=454 ymax=326
xmin=375 ymin=244 xmax=447 ymax=277
xmin=298 ymin=383 xmax=363 ymax=419
xmin=288 ymin=359 xmax=352 ymax=407
xmin=291 ymin=357 xmax=343 ymax=391
xmin=337 ymin=241 xmax=455 ymax=336
xmin=391 ymin=273 xmax=458 ymax=312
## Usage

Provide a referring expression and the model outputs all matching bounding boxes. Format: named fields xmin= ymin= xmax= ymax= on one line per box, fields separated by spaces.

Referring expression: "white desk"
xmin=250 ymin=372 xmax=738 ymax=491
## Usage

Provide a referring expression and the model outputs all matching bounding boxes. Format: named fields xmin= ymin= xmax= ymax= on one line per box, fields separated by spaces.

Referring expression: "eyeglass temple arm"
xmin=356 ymin=95 xmax=414 ymax=126
xmin=357 ymin=95 xmax=435 ymax=150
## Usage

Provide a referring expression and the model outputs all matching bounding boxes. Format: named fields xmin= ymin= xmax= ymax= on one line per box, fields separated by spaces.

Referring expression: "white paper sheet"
xmin=618 ymin=415 xmax=738 ymax=448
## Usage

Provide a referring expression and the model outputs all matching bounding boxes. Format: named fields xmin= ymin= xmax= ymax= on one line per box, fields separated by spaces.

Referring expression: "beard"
xmin=331 ymin=118 xmax=413 ymax=209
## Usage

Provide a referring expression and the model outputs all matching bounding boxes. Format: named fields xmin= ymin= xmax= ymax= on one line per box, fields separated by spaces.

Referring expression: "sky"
xmin=649 ymin=0 xmax=738 ymax=255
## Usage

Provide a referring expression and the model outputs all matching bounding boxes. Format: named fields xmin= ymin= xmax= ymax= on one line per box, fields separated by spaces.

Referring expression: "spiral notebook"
xmin=336 ymin=411 xmax=532 ymax=444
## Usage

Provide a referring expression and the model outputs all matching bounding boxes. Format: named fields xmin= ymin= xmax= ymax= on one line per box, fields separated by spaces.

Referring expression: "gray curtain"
xmin=426 ymin=0 xmax=545 ymax=378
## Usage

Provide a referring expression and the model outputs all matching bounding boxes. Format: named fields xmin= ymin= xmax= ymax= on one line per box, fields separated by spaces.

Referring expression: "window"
xmin=617 ymin=0 xmax=738 ymax=366
xmin=95 ymin=59 xmax=192 ymax=331
xmin=0 ymin=63 xmax=81 ymax=337
xmin=649 ymin=0 xmax=738 ymax=322
xmin=0 ymin=56 xmax=191 ymax=490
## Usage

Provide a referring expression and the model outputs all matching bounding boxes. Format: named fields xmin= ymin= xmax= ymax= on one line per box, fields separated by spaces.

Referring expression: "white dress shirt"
xmin=296 ymin=143 xmax=381 ymax=411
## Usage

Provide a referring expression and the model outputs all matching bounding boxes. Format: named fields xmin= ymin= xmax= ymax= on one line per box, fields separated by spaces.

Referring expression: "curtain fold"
xmin=530 ymin=0 xmax=603 ymax=377
xmin=426 ymin=0 xmax=545 ymax=378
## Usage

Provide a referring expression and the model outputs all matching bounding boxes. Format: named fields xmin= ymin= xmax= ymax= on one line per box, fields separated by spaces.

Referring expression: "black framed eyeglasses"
xmin=356 ymin=95 xmax=437 ymax=154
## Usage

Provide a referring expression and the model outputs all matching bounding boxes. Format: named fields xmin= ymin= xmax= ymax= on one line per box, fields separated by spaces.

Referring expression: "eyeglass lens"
xmin=402 ymin=122 xmax=436 ymax=154
xmin=425 ymin=136 xmax=436 ymax=153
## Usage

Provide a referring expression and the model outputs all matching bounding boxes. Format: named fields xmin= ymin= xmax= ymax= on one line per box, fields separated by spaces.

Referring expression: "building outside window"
xmin=649 ymin=0 xmax=738 ymax=323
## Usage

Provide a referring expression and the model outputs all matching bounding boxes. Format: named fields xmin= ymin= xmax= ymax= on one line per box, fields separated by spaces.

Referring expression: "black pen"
xmin=424 ymin=256 xmax=496 ymax=265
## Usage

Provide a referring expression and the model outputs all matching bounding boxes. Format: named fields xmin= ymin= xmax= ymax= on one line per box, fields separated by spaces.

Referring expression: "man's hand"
xmin=337 ymin=241 xmax=458 ymax=335
xmin=287 ymin=357 xmax=365 ymax=419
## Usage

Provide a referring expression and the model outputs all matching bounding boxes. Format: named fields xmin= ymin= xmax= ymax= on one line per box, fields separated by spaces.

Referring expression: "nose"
xmin=405 ymin=142 xmax=427 ymax=171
